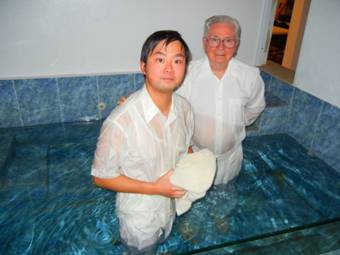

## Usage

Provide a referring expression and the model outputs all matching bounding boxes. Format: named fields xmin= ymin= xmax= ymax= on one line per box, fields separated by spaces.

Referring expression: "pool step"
xmin=2 ymin=142 xmax=48 ymax=199
xmin=46 ymin=141 xmax=98 ymax=204
xmin=321 ymin=248 xmax=340 ymax=255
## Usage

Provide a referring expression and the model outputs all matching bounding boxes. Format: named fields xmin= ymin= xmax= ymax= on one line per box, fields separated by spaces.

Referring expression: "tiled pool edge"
xmin=1 ymin=72 xmax=339 ymax=172
xmin=0 ymin=74 xmax=145 ymax=128
xmin=256 ymin=71 xmax=340 ymax=172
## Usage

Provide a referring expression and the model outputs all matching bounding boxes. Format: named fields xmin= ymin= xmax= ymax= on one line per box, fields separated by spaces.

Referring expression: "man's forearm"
xmin=93 ymin=170 xmax=186 ymax=198
xmin=93 ymin=175 xmax=156 ymax=195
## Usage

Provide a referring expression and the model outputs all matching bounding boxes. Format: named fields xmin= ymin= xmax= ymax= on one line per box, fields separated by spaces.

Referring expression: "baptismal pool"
xmin=0 ymin=120 xmax=339 ymax=254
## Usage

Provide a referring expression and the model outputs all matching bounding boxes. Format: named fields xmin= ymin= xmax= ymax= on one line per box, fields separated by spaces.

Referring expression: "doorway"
xmin=263 ymin=0 xmax=310 ymax=83
xmin=268 ymin=0 xmax=294 ymax=65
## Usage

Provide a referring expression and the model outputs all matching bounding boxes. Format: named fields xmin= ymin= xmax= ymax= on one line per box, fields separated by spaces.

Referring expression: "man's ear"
xmin=140 ymin=61 xmax=146 ymax=75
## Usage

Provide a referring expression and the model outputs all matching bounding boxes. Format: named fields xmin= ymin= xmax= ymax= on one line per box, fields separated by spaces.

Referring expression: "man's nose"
xmin=217 ymin=41 xmax=226 ymax=49
xmin=165 ymin=61 xmax=173 ymax=72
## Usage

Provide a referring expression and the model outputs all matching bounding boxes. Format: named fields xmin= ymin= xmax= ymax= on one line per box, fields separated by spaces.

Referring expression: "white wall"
xmin=0 ymin=0 xmax=267 ymax=79
xmin=294 ymin=0 xmax=340 ymax=108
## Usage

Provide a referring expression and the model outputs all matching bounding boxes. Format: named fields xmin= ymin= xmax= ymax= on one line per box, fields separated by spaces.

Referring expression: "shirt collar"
xmin=141 ymin=85 xmax=177 ymax=124
xmin=203 ymin=56 xmax=235 ymax=80
xmin=167 ymin=98 xmax=177 ymax=125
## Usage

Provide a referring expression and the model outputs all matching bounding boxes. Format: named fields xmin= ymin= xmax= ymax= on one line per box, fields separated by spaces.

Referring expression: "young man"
xmin=91 ymin=30 xmax=193 ymax=254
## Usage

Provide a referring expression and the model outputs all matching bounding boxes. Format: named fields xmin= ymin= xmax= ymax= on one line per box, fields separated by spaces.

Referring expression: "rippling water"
xmin=0 ymin=121 xmax=339 ymax=254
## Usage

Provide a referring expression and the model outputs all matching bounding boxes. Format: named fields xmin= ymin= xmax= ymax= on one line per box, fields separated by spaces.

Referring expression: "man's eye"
xmin=156 ymin=57 xmax=164 ymax=63
xmin=174 ymin=59 xmax=184 ymax=64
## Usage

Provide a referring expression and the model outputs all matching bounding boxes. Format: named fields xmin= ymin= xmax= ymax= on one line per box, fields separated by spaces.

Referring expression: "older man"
xmin=177 ymin=15 xmax=265 ymax=185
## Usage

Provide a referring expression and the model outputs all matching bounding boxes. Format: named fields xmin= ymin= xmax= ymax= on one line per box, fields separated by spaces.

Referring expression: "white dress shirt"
xmin=177 ymin=57 xmax=265 ymax=184
xmin=91 ymin=86 xmax=194 ymax=250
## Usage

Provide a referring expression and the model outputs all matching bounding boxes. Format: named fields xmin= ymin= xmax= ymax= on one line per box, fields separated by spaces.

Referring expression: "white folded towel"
xmin=170 ymin=149 xmax=216 ymax=215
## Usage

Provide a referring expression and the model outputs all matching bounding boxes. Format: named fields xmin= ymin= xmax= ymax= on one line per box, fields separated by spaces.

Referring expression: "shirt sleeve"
xmin=91 ymin=119 xmax=126 ymax=178
xmin=244 ymin=72 xmax=266 ymax=126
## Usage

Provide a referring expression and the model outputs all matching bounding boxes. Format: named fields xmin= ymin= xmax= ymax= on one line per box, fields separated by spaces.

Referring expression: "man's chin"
xmin=161 ymin=82 xmax=180 ymax=90
xmin=212 ymin=58 xmax=230 ymax=66
xmin=214 ymin=56 xmax=228 ymax=61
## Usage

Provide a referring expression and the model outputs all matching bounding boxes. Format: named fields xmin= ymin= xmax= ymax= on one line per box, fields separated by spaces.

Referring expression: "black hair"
xmin=140 ymin=30 xmax=192 ymax=67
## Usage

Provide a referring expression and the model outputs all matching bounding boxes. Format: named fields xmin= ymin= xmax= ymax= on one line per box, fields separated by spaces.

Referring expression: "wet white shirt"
xmin=91 ymin=86 xmax=194 ymax=250
xmin=177 ymin=57 xmax=265 ymax=184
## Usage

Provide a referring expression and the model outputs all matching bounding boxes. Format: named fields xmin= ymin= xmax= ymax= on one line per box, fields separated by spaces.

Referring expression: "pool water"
xmin=0 ymin=121 xmax=339 ymax=254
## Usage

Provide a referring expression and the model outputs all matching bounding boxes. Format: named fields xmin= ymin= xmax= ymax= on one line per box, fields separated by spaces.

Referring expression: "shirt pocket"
xmin=134 ymin=133 xmax=158 ymax=164
xmin=228 ymin=99 xmax=245 ymax=126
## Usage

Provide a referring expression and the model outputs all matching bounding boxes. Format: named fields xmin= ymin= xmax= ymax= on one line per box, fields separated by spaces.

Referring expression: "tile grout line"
xmin=95 ymin=76 xmax=102 ymax=120
xmin=55 ymin=78 xmax=64 ymax=124
xmin=12 ymin=80 xmax=24 ymax=127
xmin=309 ymin=101 xmax=325 ymax=155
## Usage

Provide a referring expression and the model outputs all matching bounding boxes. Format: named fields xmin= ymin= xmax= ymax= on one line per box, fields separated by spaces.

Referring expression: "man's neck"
xmin=210 ymin=62 xmax=228 ymax=80
xmin=146 ymin=86 xmax=172 ymax=117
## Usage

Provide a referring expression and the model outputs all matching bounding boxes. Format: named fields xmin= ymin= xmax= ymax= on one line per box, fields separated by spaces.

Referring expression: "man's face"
xmin=140 ymin=40 xmax=186 ymax=94
xmin=203 ymin=22 xmax=237 ymax=68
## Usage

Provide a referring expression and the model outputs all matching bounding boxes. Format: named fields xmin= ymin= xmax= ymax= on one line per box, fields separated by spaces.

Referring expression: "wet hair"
xmin=140 ymin=30 xmax=192 ymax=67
xmin=203 ymin=15 xmax=241 ymax=45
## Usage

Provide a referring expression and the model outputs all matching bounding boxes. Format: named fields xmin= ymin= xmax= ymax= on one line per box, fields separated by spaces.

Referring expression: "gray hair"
xmin=203 ymin=15 xmax=241 ymax=44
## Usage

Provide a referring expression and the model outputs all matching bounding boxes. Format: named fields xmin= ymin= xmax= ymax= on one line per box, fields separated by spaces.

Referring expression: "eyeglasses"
xmin=206 ymin=36 xmax=237 ymax=48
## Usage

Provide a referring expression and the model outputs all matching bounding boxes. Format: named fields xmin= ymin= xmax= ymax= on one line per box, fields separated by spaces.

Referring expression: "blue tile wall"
xmin=0 ymin=80 xmax=22 ymax=128
xmin=134 ymin=73 xmax=145 ymax=90
xmin=0 ymin=71 xmax=339 ymax=173
xmin=257 ymin=73 xmax=294 ymax=135
xmin=259 ymin=106 xmax=291 ymax=135
xmin=58 ymin=76 xmax=99 ymax=122
xmin=257 ymin=73 xmax=340 ymax=173
xmin=14 ymin=78 xmax=61 ymax=126
xmin=269 ymin=77 xmax=295 ymax=104
xmin=97 ymin=74 xmax=134 ymax=118
xmin=260 ymin=71 xmax=272 ymax=93
xmin=0 ymin=73 xmax=143 ymax=128
xmin=312 ymin=102 xmax=340 ymax=171
xmin=288 ymin=88 xmax=324 ymax=150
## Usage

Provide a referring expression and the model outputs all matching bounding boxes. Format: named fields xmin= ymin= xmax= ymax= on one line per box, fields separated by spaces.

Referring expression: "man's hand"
xmin=117 ymin=96 xmax=127 ymax=106
xmin=188 ymin=146 xmax=193 ymax=154
xmin=153 ymin=170 xmax=186 ymax=198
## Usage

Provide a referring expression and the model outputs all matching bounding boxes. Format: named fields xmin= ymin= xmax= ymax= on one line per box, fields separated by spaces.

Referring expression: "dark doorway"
xmin=268 ymin=0 xmax=294 ymax=65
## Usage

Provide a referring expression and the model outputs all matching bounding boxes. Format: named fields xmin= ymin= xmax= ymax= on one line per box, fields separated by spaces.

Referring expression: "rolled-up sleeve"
xmin=91 ymin=119 xmax=126 ymax=178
